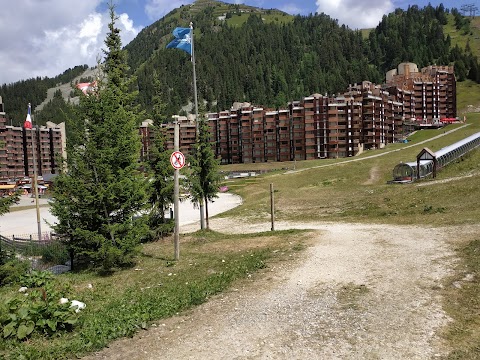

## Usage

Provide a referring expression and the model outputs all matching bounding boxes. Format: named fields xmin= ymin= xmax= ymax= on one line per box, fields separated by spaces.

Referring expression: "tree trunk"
xmin=199 ymin=199 xmax=205 ymax=229
xmin=205 ymin=196 xmax=209 ymax=229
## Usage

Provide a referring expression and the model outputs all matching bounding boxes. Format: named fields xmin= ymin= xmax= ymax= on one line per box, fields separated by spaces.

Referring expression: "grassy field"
xmin=457 ymin=80 xmax=480 ymax=115
xmin=220 ymin=114 xmax=480 ymax=227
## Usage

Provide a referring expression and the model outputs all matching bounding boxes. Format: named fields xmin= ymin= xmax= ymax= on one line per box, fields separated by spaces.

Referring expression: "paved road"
xmin=0 ymin=193 xmax=242 ymax=238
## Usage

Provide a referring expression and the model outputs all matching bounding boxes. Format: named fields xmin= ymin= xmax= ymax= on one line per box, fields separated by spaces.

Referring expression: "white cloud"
xmin=145 ymin=0 xmax=193 ymax=21
xmin=0 ymin=1 xmax=142 ymax=85
xmin=280 ymin=4 xmax=303 ymax=15
xmin=316 ymin=0 xmax=394 ymax=29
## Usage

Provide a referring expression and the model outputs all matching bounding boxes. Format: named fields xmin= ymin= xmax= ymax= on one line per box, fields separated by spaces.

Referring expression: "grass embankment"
xmin=0 ymin=229 xmax=309 ymax=359
xmin=442 ymin=235 xmax=480 ymax=359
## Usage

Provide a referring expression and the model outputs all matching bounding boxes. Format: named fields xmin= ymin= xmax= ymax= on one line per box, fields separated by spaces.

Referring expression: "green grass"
xmin=225 ymin=12 xmax=293 ymax=27
xmin=0 ymin=229 xmax=309 ymax=359
xmin=457 ymin=80 xmax=480 ymax=114
xmin=360 ymin=28 xmax=372 ymax=39
xmin=444 ymin=15 xmax=480 ymax=59
xmin=442 ymin=236 xmax=480 ymax=359
xmin=221 ymin=115 xmax=480 ymax=227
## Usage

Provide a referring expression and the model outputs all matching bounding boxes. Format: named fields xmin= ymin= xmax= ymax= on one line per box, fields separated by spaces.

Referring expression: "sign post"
xmin=170 ymin=151 xmax=186 ymax=170
xmin=171 ymin=122 xmax=185 ymax=261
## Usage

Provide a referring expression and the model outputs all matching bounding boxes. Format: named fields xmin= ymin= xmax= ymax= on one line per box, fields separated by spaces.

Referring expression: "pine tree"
xmin=50 ymin=3 xmax=149 ymax=270
xmin=187 ymin=115 xmax=222 ymax=229
xmin=0 ymin=180 xmax=19 ymax=217
xmin=145 ymin=70 xmax=174 ymax=240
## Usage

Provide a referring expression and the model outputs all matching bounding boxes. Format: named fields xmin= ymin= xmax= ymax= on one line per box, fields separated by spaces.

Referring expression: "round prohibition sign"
xmin=170 ymin=151 xmax=186 ymax=170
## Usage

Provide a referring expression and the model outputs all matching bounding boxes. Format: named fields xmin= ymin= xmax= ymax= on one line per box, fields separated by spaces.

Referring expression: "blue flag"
xmin=166 ymin=27 xmax=192 ymax=55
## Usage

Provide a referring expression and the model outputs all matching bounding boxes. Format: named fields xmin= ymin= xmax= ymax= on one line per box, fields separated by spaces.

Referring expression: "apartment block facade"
xmin=0 ymin=97 xmax=66 ymax=180
xmin=155 ymin=63 xmax=455 ymax=164
xmin=385 ymin=62 xmax=456 ymax=121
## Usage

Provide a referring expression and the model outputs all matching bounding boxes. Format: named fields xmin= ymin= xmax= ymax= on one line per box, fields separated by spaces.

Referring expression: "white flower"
xmin=70 ymin=300 xmax=86 ymax=313
xmin=59 ymin=297 xmax=69 ymax=304
xmin=18 ymin=286 xmax=28 ymax=293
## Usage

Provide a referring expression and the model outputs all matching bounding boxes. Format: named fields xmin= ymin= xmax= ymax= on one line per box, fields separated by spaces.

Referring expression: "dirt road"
xmin=84 ymin=219 xmax=477 ymax=360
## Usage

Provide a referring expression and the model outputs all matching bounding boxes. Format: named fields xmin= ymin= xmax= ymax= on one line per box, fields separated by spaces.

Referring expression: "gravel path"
xmin=84 ymin=219 xmax=469 ymax=360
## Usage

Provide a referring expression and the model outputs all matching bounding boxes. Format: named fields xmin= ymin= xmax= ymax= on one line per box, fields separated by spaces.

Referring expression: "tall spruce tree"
xmin=145 ymin=71 xmax=174 ymax=240
xmin=187 ymin=115 xmax=222 ymax=229
xmin=50 ymin=4 xmax=149 ymax=270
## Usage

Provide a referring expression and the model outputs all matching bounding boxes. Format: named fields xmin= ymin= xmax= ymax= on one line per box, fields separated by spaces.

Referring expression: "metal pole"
xmin=173 ymin=120 xmax=180 ymax=261
xmin=191 ymin=22 xmax=199 ymax=136
xmin=31 ymin=117 xmax=42 ymax=241
xmin=190 ymin=22 xmax=205 ymax=230
xmin=270 ymin=183 xmax=275 ymax=231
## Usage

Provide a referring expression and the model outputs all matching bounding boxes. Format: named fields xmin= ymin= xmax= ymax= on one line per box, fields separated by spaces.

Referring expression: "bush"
xmin=0 ymin=259 xmax=30 ymax=286
xmin=41 ymin=243 xmax=69 ymax=265
xmin=20 ymin=270 xmax=54 ymax=288
xmin=144 ymin=220 xmax=175 ymax=242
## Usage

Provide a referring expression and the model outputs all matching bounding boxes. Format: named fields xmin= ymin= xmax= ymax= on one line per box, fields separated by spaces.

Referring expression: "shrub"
xmin=20 ymin=270 xmax=54 ymax=288
xmin=40 ymin=243 xmax=69 ymax=265
xmin=0 ymin=259 xmax=30 ymax=286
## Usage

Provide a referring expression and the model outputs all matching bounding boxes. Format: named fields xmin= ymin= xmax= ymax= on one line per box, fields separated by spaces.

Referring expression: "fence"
xmin=0 ymin=232 xmax=70 ymax=274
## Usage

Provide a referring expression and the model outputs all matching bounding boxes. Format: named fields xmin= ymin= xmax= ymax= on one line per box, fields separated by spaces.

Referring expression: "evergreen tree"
xmin=145 ymin=71 xmax=174 ymax=240
xmin=50 ymin=3 xmax=149 ymax=270
xmin=186 ymin=115 xmax=222 ymax=230
xmin=0 ymin=190 xmax=19 ymax=219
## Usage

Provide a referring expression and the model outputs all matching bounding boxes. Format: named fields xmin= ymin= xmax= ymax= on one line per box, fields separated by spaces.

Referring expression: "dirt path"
xmin=84 ymin=219 xmax=471 ymax=360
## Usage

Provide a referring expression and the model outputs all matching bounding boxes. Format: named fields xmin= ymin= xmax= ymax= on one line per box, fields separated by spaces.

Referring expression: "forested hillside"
xmin=1 ymin=1 xmax=479 ymax=126
xmin=134 ymin=3 xmax=480 ymax=116
xmin=0 ymin=65 xmax=89 ymax=125
xmin=367 ymin=5 xmax=480 ymax=82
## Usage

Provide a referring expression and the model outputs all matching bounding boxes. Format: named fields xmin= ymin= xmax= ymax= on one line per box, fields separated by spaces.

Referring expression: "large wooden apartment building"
xmin=0 ymin=97 xmax=66 ymax=180
xmin=151 ymin=63 xmax=456 ymax=164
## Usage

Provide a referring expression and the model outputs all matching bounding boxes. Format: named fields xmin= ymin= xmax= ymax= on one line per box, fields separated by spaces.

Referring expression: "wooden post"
xmin=270 ymin=183 xmax=275 ymax=231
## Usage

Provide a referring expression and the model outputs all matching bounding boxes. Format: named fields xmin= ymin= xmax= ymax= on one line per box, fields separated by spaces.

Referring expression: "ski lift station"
xmin=392 ymin=132 xmax=480 ymax=183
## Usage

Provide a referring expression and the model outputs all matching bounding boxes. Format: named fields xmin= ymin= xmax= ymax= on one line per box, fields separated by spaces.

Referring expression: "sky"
xmin=0 ymin=0 xmax=463 ymax=86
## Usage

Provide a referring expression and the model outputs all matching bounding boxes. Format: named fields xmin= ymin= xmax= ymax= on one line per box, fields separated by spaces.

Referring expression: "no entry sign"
xmin=170 ymin=151 xmax=185 ymax=170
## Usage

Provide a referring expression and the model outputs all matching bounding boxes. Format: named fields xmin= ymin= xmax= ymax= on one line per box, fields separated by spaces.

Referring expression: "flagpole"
xmin=190 ymin=22 xmax=205 ymax=230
